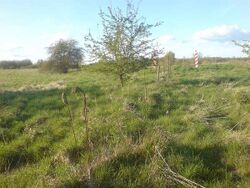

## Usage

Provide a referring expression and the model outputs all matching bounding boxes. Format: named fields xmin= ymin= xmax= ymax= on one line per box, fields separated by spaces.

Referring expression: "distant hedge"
xmin=0 ymin=59 xmax=32 ymax=69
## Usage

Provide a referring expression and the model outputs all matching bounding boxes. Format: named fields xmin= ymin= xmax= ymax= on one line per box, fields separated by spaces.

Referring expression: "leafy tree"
xmin=85 ymin=1 xmax=161 ymax=86
xmin=46 ymin=39 xmax=83 ymax=73
xmin=233 ymin=40 xmax=250 ymax=57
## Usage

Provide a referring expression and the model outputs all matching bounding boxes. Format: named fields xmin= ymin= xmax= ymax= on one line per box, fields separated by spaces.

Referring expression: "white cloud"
xmin=0 ymin=32 xmax=73 ymax=62
xmin=156 ymin=34 xmax=175 ymax=44
xmin=0 ymin=27 xmax=247 ymax=63
xmin=193 ymin=25 xmax=250 ymax=42
xmin=155 ymin=34 xmax=176 ymax=54
xmin=156 ymin=30 xmax=246 ymax=58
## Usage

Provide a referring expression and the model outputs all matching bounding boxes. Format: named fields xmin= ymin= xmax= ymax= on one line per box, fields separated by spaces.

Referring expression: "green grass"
xmin=0 ymin=61 xmax=250 ymax=187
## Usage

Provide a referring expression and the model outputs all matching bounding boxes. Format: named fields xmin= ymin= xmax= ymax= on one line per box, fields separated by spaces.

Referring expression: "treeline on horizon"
xmin=178 ymin=56 xmax=249 ymax=61
xmin=0 ymin=59 xmax=32 ymax=69
xmin=0 ymin=57 xmax=248 ymax=70
xmin=176 ymin=56 xmax=249 ymax=64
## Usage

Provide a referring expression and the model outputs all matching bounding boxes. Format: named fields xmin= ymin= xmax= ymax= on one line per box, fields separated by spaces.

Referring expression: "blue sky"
xmin=0 ymin=0 xmax=250 ymax=62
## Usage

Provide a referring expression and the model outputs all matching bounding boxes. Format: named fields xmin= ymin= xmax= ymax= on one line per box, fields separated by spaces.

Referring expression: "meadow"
xmin=0 ymin=61 xmax=250 ymax=187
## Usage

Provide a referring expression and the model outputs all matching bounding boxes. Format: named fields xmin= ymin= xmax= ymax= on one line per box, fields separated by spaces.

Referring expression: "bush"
xmin=41 ymin=39 xmax=83 ymax=73
xmin=39 ymin=59 xmax=69 ymax=73
xmin=38 ymin=60 xmax=54 ymax=73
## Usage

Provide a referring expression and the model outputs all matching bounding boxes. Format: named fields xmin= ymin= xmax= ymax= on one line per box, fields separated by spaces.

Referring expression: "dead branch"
xmin=155 ymin=146 xmax=206 ymax=188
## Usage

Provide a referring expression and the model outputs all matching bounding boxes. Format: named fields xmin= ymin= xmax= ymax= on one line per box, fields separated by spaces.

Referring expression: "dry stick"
xmin=155 ymin=146 xmax=206 ymax=188
xmin=82 ymin=93 xmax=88 ymax=122
xmin=1 ymin=106 xmax=7 ymax=144
xmin=153 ymin=56 xmax=160 ymax=82
xmin=211 ymin=103 xmax=231 ymax=112
xmin=161 ymin=166 xmax=204 ymax=188
xmin=162 ymin=172 xmax=201 ymax=188
xmin=229 ymin=112 xmax=247 ymax=131
xmin=229 ymin=121 xmax=241 ymax=131
xmin=94 ymin=96 xmax=97 ymax=107
xmin=81 ymin=93 xmax=93 ymax=186
xmin=62 ymin=92 xmax=77 ymax=145
xmin=1 ymin=131 xmax=6 ymax=144
xmin=67 ymin=105 xmax=78 ymax=145
xmin=156 ymin=150 xmax=205 ymax=188
xmin=82 ymin=93 xmax=90 ymax=148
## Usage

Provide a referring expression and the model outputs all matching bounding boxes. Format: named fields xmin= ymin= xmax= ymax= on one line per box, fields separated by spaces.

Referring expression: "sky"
xmin=0 ymin=0 xmax=250 ymax=62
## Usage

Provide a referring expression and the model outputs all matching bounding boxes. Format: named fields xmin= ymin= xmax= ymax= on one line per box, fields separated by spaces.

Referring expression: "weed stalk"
xmin=62 ymin=92 xmax=77 ymax=145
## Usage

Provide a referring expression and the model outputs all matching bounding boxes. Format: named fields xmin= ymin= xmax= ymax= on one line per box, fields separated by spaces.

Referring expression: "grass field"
xmin=0 ymin=61 xmax=250 ymax=187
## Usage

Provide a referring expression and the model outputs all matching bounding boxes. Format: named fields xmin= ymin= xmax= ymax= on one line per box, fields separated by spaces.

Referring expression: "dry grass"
xmin=12 ymin=81 xmax=66 ymax=92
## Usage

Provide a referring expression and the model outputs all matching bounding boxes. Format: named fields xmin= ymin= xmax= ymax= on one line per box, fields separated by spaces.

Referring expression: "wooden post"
xmin=152 ymin=52 xmax=160 ymax=82
xmin=82 ymin=93 xmax=90 ymax=148
xmin=82 ymin=93 xmax=88 ymax=123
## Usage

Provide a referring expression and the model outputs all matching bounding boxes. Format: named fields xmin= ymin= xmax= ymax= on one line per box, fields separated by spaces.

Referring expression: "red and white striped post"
xmin=194 ymin=50 xmax=199 ymax=68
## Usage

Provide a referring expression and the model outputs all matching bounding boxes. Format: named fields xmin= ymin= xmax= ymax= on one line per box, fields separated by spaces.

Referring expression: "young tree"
xmin=46 ymin=39 xmax=83 ymax=73
xmin=84 ymin=1 xmax=161 ymax=86
xmin=161 ymin=51 xmax=175 ymax=80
